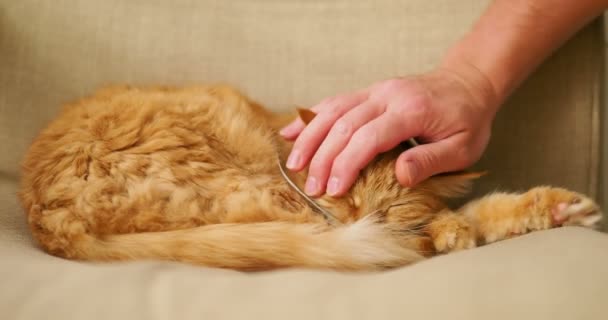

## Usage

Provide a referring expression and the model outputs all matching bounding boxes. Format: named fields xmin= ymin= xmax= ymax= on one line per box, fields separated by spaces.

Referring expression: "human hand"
xmin=280 ymin=67 xmax=500 ymax=197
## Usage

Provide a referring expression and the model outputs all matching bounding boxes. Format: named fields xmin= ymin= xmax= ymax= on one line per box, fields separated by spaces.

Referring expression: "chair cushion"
xmin=2 ymin=179 xmax=608 ymax=320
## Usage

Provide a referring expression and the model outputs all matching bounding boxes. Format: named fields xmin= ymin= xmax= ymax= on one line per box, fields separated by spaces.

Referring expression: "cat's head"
xmin=295 ymin=109 xmax=483 ymax=219
xmin=349 ymin=149 xmax=483 ymax=217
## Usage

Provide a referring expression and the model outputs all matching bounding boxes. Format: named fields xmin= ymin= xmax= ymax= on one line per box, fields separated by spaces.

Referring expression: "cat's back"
xmin=19 ymin=85 xmax=285 ymax=233
xmin=23 ymin=85 xmax=278 ymax=173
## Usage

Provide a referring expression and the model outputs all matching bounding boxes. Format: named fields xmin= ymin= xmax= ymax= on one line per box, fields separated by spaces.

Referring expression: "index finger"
xmin=286 ymin=92 xmax=368 ymax=171
xmin=327 ymin=111 xmax=423 ymax=196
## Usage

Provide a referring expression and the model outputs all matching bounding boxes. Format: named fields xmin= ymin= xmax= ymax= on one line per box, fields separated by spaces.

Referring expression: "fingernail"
xmin=406 ymin=160 xmax=418 ymax=185
xmin=327 ymin=176 xmax=341 ymax=196
xmin=286 ymin=150 xmax=301 ymax=169
xmin=305 ymin=177 xmax=318 ymax=195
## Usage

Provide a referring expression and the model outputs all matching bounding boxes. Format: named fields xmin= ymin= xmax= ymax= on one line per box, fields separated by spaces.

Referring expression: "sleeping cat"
xmin=19 ymin=85 xmax=603 ymax=271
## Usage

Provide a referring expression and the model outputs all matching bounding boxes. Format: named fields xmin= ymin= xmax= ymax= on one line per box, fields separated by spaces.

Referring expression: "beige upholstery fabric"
xmin=0 ymin=0 xmax=603 ymax=199
xmin=2 ymin=182 xmax=608 ymax=319
xmin=0 ymin=1 xmax=606 ymax=319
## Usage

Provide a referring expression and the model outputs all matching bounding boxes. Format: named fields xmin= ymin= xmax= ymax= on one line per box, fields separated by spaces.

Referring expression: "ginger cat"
xmin=19 ymin=85 xmax=603 ymax=271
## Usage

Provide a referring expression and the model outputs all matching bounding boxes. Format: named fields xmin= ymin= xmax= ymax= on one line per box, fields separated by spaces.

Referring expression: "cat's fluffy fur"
xmin=19 ymin=85 xmax=603 ymax=271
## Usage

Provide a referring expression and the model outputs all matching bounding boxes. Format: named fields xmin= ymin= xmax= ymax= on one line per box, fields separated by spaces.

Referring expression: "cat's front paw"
xmin=528 ymin=187 xmax=602 ymax=229
xmin=479 ymin=187 xmax=603 ymax=244
xmin=428 ymin=213 xmax=477 ymax=253
xmin=550 ymin=195 xmax=603 ymax=229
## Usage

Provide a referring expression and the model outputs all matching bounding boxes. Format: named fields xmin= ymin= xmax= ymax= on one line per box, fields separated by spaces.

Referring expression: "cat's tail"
xmin=73 ymin=215 xmax=425 ymax=271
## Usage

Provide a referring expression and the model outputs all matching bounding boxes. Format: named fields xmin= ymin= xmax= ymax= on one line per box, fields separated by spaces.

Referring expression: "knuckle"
xmin=332 ymin=118 xmax=354 ymax=137
xmin=292 ymin=128 xmax=320 ymax=152
xmin=320 ymin=96 xmax=337 ymax=106
xmin=455 ymin=144 xmax=477 ymax=167
xmin=325 ymin=106 xmax=342 ymax=118
xmin=353 ymin=128 xmax=379 ymax=154
xmin=290 ymin=138 xmax=309 ymax=155
xmin=311 ymin=113 xmax=339 ymax=129
xmin=331 ymin=155 xmax=350 ymax=176
xmin=309 ymin=155 xmax=329 ymax=175
xmin=381 ymin=78 xmax=405 ymax=92
xmin=387 ymin=94 xmax=431 ymax=122
xmin=321 ymin=96 xmax=355 ymax=119
xmin=322 ymin=95 xmax=348 ymax=108
xmin=403 ymin=94 xmax=431 ymax=116
xmin=368 ymin=79 xmax=403 ymax=101
xmin=314 ymin=97 xmax=338 ymax=114
xmin=418 ymin=150 xmax=440 ymax=170
xmin=334 ymin=94 xmax=351 ymax=102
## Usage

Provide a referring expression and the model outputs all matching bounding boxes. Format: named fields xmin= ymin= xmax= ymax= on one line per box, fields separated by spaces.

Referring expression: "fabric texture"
xmin=0 ymin=0 xmax=603 ymax=200
xmin=2 ymin=181 xmax=608 ymax=319
xmin=0 ymin=1 xmax=606 ymax=319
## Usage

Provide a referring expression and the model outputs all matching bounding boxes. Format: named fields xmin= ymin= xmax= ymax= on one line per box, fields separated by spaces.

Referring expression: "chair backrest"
xmin=0 ymin=0 xmax=604 ymax=209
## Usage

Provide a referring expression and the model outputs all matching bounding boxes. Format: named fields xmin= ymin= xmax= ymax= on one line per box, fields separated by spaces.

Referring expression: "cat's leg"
xmin=426 ymin=210 xmax=477 ymax=253
xmin=458 ymin=186 xmax=602 ymax=244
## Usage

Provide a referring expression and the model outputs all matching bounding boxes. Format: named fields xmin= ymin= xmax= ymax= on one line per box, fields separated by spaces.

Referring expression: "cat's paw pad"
xmin=551 ymin=197 xmax=603 ymax=228
xmin=430 ymin=215 xmax=476 ymax=253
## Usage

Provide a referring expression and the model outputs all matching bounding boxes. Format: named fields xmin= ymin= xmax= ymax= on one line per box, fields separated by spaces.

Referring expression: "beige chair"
xmin=1 ymin=1 xmax=606 ymax=319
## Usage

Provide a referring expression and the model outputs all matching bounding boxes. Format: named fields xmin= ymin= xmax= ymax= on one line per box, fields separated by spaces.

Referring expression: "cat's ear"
xmin=296 ymin=108 xmax=317 ymax=125
xmin=423 ymin=171 xmax=487 ymax=198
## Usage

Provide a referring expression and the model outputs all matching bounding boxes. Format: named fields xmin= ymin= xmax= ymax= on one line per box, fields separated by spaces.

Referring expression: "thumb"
xmin=395 ymin=137 xmax=468 ymax=187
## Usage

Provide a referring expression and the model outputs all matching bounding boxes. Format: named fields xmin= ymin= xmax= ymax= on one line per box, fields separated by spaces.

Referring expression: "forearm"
xmin=440 ymin=0 xmax=607 ymax=110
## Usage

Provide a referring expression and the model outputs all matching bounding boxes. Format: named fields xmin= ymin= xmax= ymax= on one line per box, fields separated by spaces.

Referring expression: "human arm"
xmin=280 ymin=0 xmax=607 ymax=197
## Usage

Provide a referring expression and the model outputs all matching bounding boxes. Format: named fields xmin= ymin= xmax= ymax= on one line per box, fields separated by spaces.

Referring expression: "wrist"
xmin=437 ymin=0 xmax=605 ymax=116
xmin=436 ymin=54 xmax=503 ymax=116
